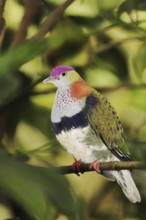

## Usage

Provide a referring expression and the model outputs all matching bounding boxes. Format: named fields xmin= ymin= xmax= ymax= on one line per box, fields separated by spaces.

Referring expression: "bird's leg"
xmin=89 ymin=159 xmax=101 ymax=173
xmin=72 ymin=159 xmax=82 ymax=176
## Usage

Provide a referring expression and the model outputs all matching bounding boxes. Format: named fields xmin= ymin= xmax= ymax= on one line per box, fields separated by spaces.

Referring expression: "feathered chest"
xmin=51 ymin=87 xmax=85 ymax=123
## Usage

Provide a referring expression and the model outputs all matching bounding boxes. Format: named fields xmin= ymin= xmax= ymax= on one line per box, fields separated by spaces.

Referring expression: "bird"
xmin=43 ymin=65 xmax=141 ymax=203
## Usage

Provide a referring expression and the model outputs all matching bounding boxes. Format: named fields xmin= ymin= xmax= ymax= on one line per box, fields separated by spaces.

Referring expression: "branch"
xmin=0 ymin=0 xmax=6 ymax=48
xmin=12 ymin=0 xmax=41 ymax=46
xmin=56 ymin=161 xmax=146 ymax=175
xmin=4 ymin=218 xmax=20 ymax=220
xmin=1 ymin=81 xmax=146 ymax=113
xmin=98 ymin=82 xmax=146 ymax=93
xmin=29 ymin=82 xmax=146 ymax=96
xmin=95 ymin=36 xmax=146 ymax=54
xmin=33 ymin=0 xmax=74 ymax=39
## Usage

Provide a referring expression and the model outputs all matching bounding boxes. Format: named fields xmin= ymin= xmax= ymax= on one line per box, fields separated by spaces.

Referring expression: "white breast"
xmin=51 ymin=87 xmax=85 ymax=123
xmin=56 ymin=126 xmax=115 ymax=163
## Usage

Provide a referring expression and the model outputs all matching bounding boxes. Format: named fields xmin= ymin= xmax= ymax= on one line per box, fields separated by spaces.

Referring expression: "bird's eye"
xmin=62 ymin=72 xmax=66 ymax=76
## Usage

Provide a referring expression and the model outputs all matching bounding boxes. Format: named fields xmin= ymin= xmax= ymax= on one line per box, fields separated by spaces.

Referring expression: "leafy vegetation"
xmin=0 ymin=0 xmax=146 ymax=219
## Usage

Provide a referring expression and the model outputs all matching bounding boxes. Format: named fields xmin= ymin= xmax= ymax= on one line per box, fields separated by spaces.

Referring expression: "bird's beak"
xmin=43 ymin=77 xmax=53 ymax=84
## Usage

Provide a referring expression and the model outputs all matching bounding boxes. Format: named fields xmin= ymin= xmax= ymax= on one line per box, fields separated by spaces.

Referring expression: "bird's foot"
xmin=72 ymin=160 xmax=82 ymax=176
xmin=89 ymin=160 xmax=101 ymax=173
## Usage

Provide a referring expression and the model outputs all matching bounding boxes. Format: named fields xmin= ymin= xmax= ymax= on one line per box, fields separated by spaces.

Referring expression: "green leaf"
xmin=0 ymin=39 xmax=47 ymax=76
xmin=0 ymin=39 xmax=47 ymax=103
xmin=0 ymin=151 xmax=83 ymax=220
xmin=117 ymin=0 xmax=146 ymax=17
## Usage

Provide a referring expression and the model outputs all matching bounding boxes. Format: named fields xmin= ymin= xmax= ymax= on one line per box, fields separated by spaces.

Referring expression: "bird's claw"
xmin=72 ymin=160 xmax=82 ymax=176
xmin=89 ymin=160 xmax=101 ymax=173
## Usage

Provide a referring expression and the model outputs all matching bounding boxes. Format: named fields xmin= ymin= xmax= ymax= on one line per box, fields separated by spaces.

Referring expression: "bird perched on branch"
xmin=43 ymin=65 xmax=141 ymax=203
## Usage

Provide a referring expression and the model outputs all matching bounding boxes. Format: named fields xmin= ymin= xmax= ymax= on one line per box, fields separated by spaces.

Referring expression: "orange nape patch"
xmin=70 ymin=79 xmax=93 ymax=99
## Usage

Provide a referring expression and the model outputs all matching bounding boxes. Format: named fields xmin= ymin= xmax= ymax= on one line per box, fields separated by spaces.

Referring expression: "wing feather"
xmin=85 ymin=90 xmax=131 ymax=161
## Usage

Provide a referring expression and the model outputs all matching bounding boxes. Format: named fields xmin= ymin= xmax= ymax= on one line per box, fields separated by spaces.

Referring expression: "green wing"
xmin=85 ymin=90 xmax=131 ymax=161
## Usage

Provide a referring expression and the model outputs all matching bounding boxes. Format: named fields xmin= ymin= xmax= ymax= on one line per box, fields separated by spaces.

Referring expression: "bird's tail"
xmin=111 ymin=170 xmax=141 ymax=203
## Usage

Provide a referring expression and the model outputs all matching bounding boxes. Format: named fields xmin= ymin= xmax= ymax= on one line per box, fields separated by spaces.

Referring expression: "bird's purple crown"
xmin=50 ymin=65 xmax=74 ymax=77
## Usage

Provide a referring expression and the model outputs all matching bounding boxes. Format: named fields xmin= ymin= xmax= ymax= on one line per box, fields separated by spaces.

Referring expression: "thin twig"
xmin=0 ymin=0 xmax=6 ymax=48
xmin=56 ymin=161 xmax=146 ymax=175
xmin=98 ymin=82 xmax=146 ymax=93
xmin=0 ymin=80 xmax=146 ymax=112
xmin=12 ymin=0 xmax=41 ymax=46
xmin=29 ymin=82 xmax=146 ymax=96
xmin=33 ymin=0 xmax=74 ymax=39
xmin=95 ymin=36 xmax=146 ymax=54
xmin=4 ymin=218 xmax=20 ymax=220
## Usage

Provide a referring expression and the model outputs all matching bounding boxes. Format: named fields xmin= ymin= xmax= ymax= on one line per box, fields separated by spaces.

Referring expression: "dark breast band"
xmin=52 ymin=110 xmax=88 ymax=135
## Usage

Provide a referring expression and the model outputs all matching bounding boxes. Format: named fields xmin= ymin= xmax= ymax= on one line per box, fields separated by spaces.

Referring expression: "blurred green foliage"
xmin=0 ymin=0 xmax=146 ymax=219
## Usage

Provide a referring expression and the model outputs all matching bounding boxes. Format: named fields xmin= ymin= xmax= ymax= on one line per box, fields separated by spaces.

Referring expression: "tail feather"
xmin=110 ymin=170 xmax=141 ymax=203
